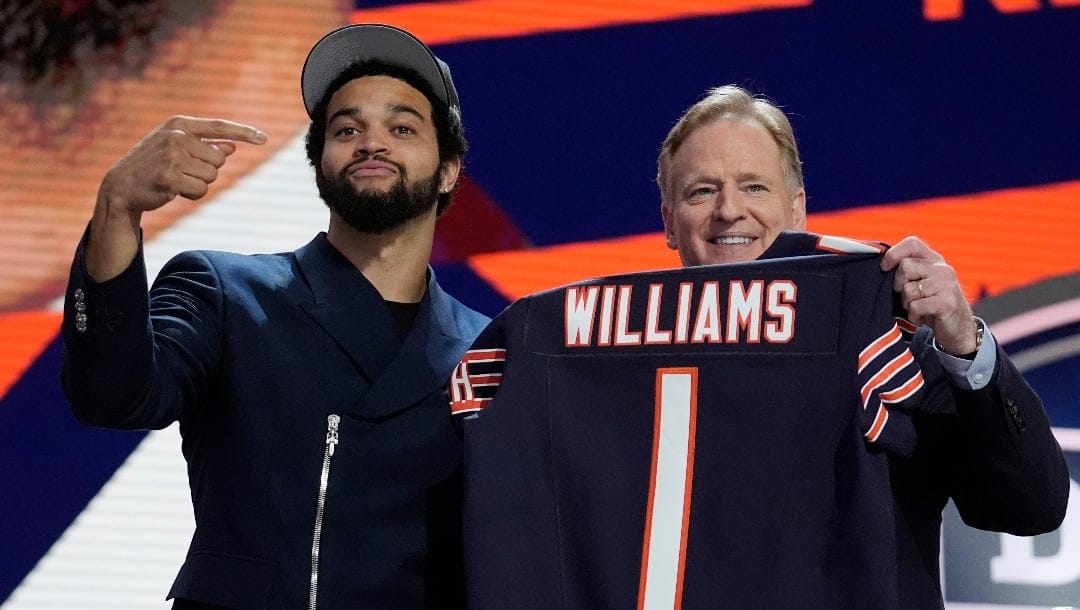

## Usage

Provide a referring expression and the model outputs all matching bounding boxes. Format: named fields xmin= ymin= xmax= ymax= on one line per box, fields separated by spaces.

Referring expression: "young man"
xmin=657 ymin=84 xmax=1069 ymax=608
xmin=60 ymin=24 xmax=488 ymax=609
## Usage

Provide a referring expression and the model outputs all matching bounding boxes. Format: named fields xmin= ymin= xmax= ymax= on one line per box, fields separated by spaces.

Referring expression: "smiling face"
xmin=661 ymin=115 xmax=806 ymax=267
xmin=317 ymin=74 xmax=459 ymax=234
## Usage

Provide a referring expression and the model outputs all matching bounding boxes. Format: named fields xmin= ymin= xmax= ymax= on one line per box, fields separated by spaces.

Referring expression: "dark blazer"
xmin=892 ymin=328 xmax=1070 ymax=609
xmin=61 ymin=233 xmax=489 ymax=609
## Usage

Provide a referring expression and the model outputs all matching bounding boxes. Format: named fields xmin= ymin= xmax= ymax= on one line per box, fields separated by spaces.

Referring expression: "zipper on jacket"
xmin=310 ymin=413 xmax=340 ymax=610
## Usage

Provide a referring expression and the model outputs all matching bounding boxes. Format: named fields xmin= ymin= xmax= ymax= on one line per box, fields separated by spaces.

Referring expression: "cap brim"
xmin=301 ymin=24 xmax=456 ymax=118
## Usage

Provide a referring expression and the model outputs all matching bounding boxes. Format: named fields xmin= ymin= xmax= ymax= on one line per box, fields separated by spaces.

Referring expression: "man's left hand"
xmin=881 ymin=236 xmax=979 ymax=356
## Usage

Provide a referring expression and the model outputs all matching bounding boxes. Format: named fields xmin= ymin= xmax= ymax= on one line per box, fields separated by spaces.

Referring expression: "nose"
xmin=355 ymin=131 xmax=388 ymax=157
xmin=711 ymin=189 xmax=745 ymax=223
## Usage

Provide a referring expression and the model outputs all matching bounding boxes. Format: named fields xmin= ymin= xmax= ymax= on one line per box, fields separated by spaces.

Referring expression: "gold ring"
xmin=917 ymin=281 xmax=926 ymax=299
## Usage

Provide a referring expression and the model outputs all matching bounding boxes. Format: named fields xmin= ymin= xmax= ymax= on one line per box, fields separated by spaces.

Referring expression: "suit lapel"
xmin=293 ymin=234 xmax=465 ymax=419
xmin=359 ymin=274 xmax=466 ymax=419
xmin=295 ymin=235 xmax=401 ymax=384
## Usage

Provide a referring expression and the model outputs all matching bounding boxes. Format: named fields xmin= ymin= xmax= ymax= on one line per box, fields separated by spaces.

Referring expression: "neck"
xmin=326 ymin=209 xmax=436 ymax=303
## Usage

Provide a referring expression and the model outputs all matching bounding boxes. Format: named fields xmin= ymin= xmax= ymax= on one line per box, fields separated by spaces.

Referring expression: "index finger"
xmin=164 ymin=115 xmax=267 ymax=145
xmin=880 ymin=236 xmax=940 ymax=271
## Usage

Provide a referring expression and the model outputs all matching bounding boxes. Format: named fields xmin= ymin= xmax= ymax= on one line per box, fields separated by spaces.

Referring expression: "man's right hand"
xmin=86 ymin=116 xmax=266 ymax=281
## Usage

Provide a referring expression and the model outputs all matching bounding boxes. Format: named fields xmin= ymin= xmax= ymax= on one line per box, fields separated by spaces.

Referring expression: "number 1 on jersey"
xmin=638 ymin=367 xmax=699 ymax=610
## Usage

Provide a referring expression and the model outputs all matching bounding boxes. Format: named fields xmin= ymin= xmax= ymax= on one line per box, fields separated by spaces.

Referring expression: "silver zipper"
xmin=310 ymin=413 xmax=340 ymax=610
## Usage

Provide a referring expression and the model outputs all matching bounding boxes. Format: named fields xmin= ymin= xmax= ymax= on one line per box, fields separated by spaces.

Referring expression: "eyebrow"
xmin=388 ymin=104 xmax=426 ymax=122
xmin=734 ymin=171 xmax=774 ymax=184
xmin=676 ymin=171 xmax=776 ymax=192
xmin=327 ymin=104 xmax=427 ymax=125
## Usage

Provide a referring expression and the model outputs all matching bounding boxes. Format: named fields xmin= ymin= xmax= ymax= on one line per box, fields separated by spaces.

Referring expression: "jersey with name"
xmin=450 ymin=231 xmax=925 ymax=609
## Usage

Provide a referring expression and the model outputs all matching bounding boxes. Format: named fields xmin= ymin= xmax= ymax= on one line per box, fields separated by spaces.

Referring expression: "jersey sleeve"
xmin=856 ymin=267 xmax=925 ymax=456
xmin=449 ymin=312 xmax=508 ymax=419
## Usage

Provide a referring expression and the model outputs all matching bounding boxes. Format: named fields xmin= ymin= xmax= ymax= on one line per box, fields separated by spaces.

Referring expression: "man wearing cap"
xmin=60 ymin=24 xmax=486 ymax=609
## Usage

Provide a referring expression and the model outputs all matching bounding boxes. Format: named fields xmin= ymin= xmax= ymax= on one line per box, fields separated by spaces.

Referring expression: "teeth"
xmin=712 ymin=236 xmax=752 ymax=245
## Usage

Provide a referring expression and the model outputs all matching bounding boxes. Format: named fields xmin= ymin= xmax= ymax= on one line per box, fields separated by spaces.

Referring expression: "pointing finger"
xmin=163 ymin=115 xmax=267 ymax=145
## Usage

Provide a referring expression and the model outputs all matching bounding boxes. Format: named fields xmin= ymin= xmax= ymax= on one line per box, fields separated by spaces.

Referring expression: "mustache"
xmin=341 ymin=155 xmax=406 ymax=178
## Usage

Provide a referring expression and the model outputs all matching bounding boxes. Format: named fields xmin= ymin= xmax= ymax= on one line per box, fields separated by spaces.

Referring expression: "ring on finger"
xmin=917 ymin=280 xmax=926 ymax=299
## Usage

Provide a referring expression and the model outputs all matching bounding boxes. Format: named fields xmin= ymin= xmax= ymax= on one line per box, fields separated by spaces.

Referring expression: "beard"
xmin=317 ymin=157 xmax=441 ymax=235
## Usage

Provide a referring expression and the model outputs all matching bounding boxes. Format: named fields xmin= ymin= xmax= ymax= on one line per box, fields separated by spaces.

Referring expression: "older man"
xmin=657 ymin=84 xmax=1068 ymax=608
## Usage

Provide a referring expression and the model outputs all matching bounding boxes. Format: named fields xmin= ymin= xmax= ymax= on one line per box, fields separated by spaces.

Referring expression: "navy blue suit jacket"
xmin=61 ymin=232 xmax=489 ymax=609
xmin=892 ymin=328 xmax=1069 ymax=609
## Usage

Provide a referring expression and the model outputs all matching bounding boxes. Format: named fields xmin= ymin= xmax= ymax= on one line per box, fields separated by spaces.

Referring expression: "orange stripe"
xmin=468 ymin=180 xmax=1080 ymax=302
xmin=861 ymin=351 xmax=916 ymax=405
xmin=675 ymin=367 xmax=698 ymax=610
xmin=880 ymin=373 xmax=925 ymax=404
xmin=0 ymin=311 xmax=61 ymax=401
xmin=470 ymin=233 xmax=679 ymax=301
xmin=895 ymin=318 xmax=918 ymax=334
xmin=463 ymin=348 xmax=507 ymax=361
xmin=351 ymin=0 xmax=812 ymax=45
xmin=450 ymin=397 xmax=490 ymax=414
xmin=864 ymin=405 xmax=889 ymax=442
xmin=922 ymin=0 xmax=963 ymax=20
xmin=858 ymin=324 xmax=901 ymax=372
xmin=807 ymin=181 xmax=1080 ymax=303
xmin=638 ymin=367 xmax=698 ymax=609
xmin=924 ymin=0 xmax=1040 ymax=21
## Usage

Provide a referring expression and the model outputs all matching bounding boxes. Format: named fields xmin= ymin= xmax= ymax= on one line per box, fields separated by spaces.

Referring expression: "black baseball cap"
xmin=301 ymin=23 xmax=460 ymax=119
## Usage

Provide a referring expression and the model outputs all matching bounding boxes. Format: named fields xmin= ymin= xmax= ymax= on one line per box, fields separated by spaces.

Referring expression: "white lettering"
xmin=675 ymin=282 xmax=694 ymax=344
xmin=726 ymin=280 xmax=763 ymax=343
xmin=615 ymin=285 xmax=643 ymax=346
xmin=691 ymin=281 xmax=722 ymax=343
xmin=562 ymin=278 xmax=798 ymax=349
xmin=565 ymin=286 xmax=599 ymax=347
xmin=598 ymin=285 xmax=617 ymax=346
xmin=448 ymin=361 xmax=473 ymax=403
xmin=645 ymin=284 xmax=673 ymax=344
xmin=765 ymin=281 xmax=797 ymax=343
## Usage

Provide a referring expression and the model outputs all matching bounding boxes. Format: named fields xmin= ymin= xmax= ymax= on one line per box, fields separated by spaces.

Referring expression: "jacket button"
xmin=1005 ymin=399 xmax=1025 ymax=431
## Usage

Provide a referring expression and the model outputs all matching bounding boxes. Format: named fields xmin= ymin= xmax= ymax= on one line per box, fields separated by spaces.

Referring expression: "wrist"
xmin=936 ymin=318 xmax=984 ymax=360
xmin=87 ymin=194 xmax=143 ymax=283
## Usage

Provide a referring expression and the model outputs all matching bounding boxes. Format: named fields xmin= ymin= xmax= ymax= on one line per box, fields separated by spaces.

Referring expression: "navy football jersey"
xmin=450 ymin=232 xmax=925 ymax=609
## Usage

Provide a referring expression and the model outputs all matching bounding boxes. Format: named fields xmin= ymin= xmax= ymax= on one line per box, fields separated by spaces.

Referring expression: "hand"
xmin=86 ymin=116 xmax=266 ymax=281
xmin=881 ymin=236 xmax=979 ymax=356
xmin=98 ymin=116 xmax=267 ymax=216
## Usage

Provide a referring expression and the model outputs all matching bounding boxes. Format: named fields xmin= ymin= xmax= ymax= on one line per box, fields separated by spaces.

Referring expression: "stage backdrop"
xmin=1 ymin=1 xmax=1077 ymax=608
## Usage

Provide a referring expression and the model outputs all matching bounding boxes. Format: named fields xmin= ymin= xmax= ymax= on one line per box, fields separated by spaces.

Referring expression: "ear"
xmin=438 ymin=157 xmax=462 ymax=193
xmin=791 ymin=189 xmax=807 ymax=231
xmin=660 ymin=200 xmax=678 ymax=251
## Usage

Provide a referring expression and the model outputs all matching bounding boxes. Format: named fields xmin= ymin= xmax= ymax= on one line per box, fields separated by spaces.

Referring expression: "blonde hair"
xmin=657 ymin=85 xmax=804 ymax=199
